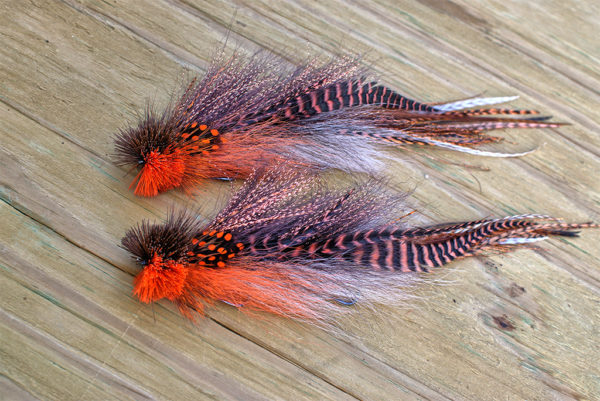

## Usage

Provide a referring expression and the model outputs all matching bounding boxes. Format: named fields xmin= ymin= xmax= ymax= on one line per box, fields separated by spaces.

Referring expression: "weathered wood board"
xmin=1 ymin=0 xmax=599 ymax=400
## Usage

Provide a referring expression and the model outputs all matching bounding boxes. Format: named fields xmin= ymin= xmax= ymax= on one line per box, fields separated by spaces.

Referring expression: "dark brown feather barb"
xmin=122 ymin=168 xmax=596 ymax=321
xmin=114 ymin=51 xmax=563 ymax=196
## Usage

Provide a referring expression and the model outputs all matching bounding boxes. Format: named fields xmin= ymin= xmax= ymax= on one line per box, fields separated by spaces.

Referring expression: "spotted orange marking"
xmin=217 ymin=261 xmax=225 ymax=268
xmin=228 ymin=253 xmax=235 ymax=258
xmin=217 ymin=247 xmax=226 ymax=254
xmin=191 ymin=122 xmax=197 ymax=128
xmin=212 ymin=145 xmax=219 ymax=150
xmin=191 ymin=136 xmax=199 ymax=141
xmin=198 ymin=261 xmax=206 ymax=266
xmin=208 ymin=244 xmax=216 ymax=251
xmin=187 ymin=251 xmax=194 ymax=256
xmin=224 ymin=233 xmax=232 ymax=241
xmin=210 ymin=129 xmax=219 ymax=136
xmin=209 ymin=230 xmax=216 ymax=236
xmin=191 ymin=238 xmax=198 ymax=245
xmin=216 ymin=231 xmax=224 ymax=238
xmin=208 ymin=256 xmax=216 ymax=261
xmin=198 ymin=241 xmax=206 ymax=247
xmin=201 ymin=139 xmax=210 ymax=144
xmin=200 ymin=124 xmax=207 ymax=130
xmin=236 ymin=243 xmax=244 ymax=250
xmin=181 ymin=133 xmax=190 ymax=139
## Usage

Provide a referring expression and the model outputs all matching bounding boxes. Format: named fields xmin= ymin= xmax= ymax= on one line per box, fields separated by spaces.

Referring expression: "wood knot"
xmin=507 ymin=282 xmax=526 ymax=298
xmin=493 ymin=314 xmax=516 ymax=331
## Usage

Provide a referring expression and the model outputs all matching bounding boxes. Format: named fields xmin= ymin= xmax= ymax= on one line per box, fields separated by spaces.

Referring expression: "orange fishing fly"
xmin=114 ymin=53 xmax=562 ymax=197
xmin=121 ymin=168 xmax=596 ymax=321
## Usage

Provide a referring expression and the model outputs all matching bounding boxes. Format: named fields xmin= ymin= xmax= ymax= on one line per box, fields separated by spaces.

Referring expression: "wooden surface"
xmin=1 ymin=1 xmax=599 ymax=400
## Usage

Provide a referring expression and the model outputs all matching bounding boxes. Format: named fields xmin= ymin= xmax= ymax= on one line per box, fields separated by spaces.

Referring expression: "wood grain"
xmin=1 ymin=0 xmax=598 ymax=400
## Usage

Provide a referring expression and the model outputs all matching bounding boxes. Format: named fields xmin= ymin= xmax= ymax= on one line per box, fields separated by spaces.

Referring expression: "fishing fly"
xmin=115 ymin=53 xmax=562 ymax=197
xmin=121 ymin=168 xmax=595 ymax=322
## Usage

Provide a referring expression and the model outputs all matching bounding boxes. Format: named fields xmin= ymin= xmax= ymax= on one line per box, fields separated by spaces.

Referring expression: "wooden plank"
xmin=1 ymin=0 xmax=599 ymax=400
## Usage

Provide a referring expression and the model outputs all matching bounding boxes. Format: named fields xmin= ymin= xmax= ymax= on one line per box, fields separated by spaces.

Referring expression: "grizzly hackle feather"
xmin=114 ymin=52 xmax=563 ymax=196
xmin=121 ymin=168 xmax=596 ymax=323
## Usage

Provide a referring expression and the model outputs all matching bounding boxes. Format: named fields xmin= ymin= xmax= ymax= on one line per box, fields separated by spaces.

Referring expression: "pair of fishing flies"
xmin=116 ymin=53 xmax=595 ymax=322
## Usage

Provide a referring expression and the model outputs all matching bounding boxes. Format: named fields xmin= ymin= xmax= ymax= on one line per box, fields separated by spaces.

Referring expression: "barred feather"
xmin=114 ymin=52 xmax=563 ymax=196
xmin=121 ymin=168 xmax=596 ymax=322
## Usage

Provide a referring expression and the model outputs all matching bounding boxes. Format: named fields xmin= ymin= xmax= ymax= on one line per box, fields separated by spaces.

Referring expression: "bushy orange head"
xmin=132 ymin=150 xmax=186 ymax=197
xmin=133 ymin=253 xmax=188 ymax=303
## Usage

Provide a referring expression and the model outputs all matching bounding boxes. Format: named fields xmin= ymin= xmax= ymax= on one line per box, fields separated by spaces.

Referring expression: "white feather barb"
xmin=434 ymin=96 xmax=520 ymax=112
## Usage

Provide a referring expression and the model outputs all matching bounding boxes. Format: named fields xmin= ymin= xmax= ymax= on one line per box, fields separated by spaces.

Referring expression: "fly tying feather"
xmin=114 ymin=52 xmax=563 ymax=197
